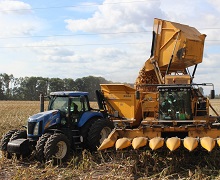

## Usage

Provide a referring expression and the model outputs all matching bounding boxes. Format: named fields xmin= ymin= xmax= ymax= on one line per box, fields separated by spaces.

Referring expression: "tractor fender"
xmin=78 ymin=111 xmax=103 ymax=127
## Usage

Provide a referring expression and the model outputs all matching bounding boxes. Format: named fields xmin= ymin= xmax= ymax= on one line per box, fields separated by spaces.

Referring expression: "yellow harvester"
xmin=98 ymin=18 xmax=220 ymax=152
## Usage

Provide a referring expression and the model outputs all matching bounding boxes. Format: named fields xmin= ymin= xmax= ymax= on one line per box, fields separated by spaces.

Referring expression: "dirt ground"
xmin=1 ymin=100 xmax=220 ymax=179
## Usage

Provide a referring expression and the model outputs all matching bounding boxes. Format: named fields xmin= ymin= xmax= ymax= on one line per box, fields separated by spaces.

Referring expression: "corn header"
xmin=98 ymin=18 xmax=220 ymax=152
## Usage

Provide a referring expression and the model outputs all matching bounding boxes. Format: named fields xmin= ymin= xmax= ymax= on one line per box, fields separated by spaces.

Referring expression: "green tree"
xmin=11 ymin=77 xmax=21 ymax=100
xmin=74 ymin=78 xmax=84 ymax=91
xmin=63 ymin=78 xmax=76 ymax=91
xmin=0 ymin=73 xmax=112 ymax=100
xmin=19 ymin=77 xmax=39 ymax=100
xmin=36 ymin=77 xmax=49 ymax=95
xmin=48 ymin=78 xmax=65 ymax=93
xmin=0 ymin=73 xmax=14 ymax=99
xmin=75 ymin=76 xmax=110 ymax=100
xmin=0 ymin=79 xmax=4 ymax=100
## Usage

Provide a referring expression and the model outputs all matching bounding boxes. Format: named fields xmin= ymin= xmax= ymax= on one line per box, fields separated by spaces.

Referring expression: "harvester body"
xmin=98 ymin=18 xmax=220 ymax=152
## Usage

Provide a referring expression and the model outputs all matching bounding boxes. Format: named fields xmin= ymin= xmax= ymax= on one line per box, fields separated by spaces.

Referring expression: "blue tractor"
xmin=0 ymin=91 xmax=114 ymax=162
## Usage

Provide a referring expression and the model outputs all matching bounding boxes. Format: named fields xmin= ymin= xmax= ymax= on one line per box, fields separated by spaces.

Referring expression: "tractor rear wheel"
xmin=87 ymin=118 xmax=114 ymax=151
xmin=0 ymin=129 xmax=17 ymax=158
xmin=44 ymin=133 xmax=70 ymax=164
xmin=80 ymin=118 xmax=98 ymax=149
xmin=35 ymin=133 xmax=52 ymax=162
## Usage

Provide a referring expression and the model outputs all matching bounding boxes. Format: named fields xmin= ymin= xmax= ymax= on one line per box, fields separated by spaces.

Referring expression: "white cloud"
xmin=208 ymin=0 xmax=220 ymax=12
xmin=191 ymin=53 xmax=220 ymax=93
xmin=0 ymin=0 xmax=220 ymax=94
xmin=65 ymin=0 xmax=165 ymax=33
xmin=67 ymin=2 xmax=99 ymax=13
xmin=0 ymin=0 xmax=32 ymax=14
xmin=0 ymin=1 xmax=44 ymax=36
xmin=20 ymin=37 xmax=147 ymax=82
xmin=202 ymin=53 xmax=220 ymax=69
xmin=161 ymin=0 xmax=220 ymax=28
xmin=95 ymin=47 xmax=126 ymax=58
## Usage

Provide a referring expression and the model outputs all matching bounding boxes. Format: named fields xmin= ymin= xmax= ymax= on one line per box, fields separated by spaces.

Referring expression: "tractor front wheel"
xmin=44 ymin=133 xmax=70 ymax=164
xmin=35 ymin=133 xmax=52 ymax=162
xmin=0 ymin=129 xmax=17 ymax=158
xmin=10 ymin=130 xmax=27 ymax=141
xmin=87 ymin=118 xmax=114 ymax=151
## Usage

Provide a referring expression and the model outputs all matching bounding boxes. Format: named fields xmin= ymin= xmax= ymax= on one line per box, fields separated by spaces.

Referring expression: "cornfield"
xmin=0 ymin=100 xmax=220 ymax=179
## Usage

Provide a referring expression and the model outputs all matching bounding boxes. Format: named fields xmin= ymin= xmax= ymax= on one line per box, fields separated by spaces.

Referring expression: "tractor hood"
xmin=28 ymin=110 xmax=61 ymax=136
xmin=28 ymin=110 xmax=60 ymax=123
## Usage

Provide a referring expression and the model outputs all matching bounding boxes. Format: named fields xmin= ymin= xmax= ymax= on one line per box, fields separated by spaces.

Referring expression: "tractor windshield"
xmin=49 ymin=96 xmax=69 ymax=112
xmin=159 ymin=87 xmax=192 ymax=120
xmin=49 ymin=96 xmax=89 ymax=113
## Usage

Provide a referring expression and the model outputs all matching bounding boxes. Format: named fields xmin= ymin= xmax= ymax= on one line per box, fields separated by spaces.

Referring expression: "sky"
xmin=0 ymin=0 xmax=219 ymax=94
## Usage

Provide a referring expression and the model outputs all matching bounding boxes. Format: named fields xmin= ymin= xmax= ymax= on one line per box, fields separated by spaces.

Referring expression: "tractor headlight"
xmin=33 ymin=122 xmax=39 ymax=135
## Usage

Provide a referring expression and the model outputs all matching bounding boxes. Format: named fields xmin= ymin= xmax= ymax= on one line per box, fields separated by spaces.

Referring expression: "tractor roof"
xmin=50 ymin=91 xmax=88 ymax=97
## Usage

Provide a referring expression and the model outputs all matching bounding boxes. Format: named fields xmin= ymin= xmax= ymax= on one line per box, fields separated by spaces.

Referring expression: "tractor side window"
xmin=83 ymin=102 xmax=89 ymax=111
xmin=70 ymin=97 xmax=89 ymax=112
xmin=70 ymin=97 xmax=80 ymax=114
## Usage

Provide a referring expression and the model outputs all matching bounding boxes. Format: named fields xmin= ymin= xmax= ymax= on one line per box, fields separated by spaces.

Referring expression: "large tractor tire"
xmin=0 ymin=129 xmax=17 ymax=158
xmin=80 ymin=118 xmax=98 ymax=149
xmin=35 ymin=133 xmax=52 ymax=162
xmin=10 ymin=130 xmax=27 ymax=141
xmin=44 ymin=133 xmax=70 ymax=164
xmin=87 ymin=118 xmax=114 ymax=151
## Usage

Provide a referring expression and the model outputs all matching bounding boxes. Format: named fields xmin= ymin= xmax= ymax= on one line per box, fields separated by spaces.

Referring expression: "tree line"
xmin=0 ymin=73 xmax=114 ymax=101
xmin=1 ymin=73 xmax=216 ymax=101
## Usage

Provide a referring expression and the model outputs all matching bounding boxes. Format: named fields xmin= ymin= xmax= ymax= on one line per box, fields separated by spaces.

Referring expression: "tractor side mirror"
xmin=210 ymin=90 xmax=215 ymax=99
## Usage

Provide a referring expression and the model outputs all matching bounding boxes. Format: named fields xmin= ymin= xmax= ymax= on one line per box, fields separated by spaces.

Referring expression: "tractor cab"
xmin=27 ymin=91 xmax=92 ymax=139
xmin=158 ymin=86 xmax=192 ymax=121
xmin=48 ymin=91 xmax=90 ymax=126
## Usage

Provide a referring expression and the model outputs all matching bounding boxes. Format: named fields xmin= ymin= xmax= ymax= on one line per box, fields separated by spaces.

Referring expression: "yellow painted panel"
xmin=101 ymin=84 xmax=138 ymax=119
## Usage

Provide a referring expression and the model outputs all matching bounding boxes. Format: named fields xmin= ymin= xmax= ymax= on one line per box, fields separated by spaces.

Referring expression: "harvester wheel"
xmin=10 ymin=130 xmax=27 ymax=141
xmin=87 ymin=118 xmax=114 ymax=151
xmin=44 ymin=133 xmax=70 ymax=164
xmin=35 ymin=133 xmax=52 ymax=162
xmin=0 ymin=129 xmax=17 ymax=158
